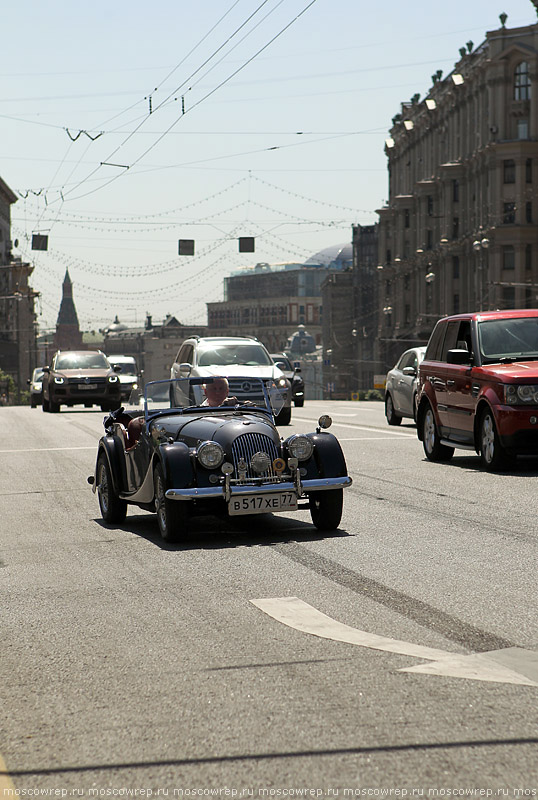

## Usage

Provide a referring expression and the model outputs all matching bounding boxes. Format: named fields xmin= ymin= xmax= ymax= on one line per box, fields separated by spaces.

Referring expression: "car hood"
xmin=150 ymin=410 xmax=279 ymax=447
xmin=477 ymin=361 xmax=538 ymax=381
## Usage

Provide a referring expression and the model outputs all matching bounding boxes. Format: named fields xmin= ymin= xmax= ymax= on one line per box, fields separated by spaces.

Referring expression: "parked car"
xmin=271 ymin=353 xmax=305 ymax=407
xmin=417 ymin=309 xmax=538 ymax=470
xmin=170 ymin=336 xmax=293 ymax=425
xmin=106 ymin=355 xmax=140 ymax=401
xmin=89 ymin=376 xmax=352 ymax=542
xmin=385 ymin=346 xmax=426 ymax=425
xmin=42 ymin=350 xmax=122 ymax=413
xmin=27 ymin=367 xmax=44 ymax=408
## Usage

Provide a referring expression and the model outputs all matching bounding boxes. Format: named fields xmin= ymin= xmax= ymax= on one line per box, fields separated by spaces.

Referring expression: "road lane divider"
xmin=251 ymin=596 xmax=538 ymax=687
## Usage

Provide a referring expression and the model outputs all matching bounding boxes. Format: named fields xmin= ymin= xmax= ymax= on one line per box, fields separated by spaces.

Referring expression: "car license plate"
xmin=78 ymin=383 xmax=98 ymax=390
xmin=228 ymin=492 xmax=297 ymax=516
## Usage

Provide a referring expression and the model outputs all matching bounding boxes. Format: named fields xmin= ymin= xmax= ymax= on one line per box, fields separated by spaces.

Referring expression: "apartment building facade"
xmin=376 ymin=15 xmax=538 ymax=371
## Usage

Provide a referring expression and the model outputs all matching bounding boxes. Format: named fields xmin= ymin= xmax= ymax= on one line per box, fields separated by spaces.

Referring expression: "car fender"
xmin=416 ymin=384 xmax=437 ymax=441
xmin=97 ymin=435 xmax=127 ymax=495
xmin=308 ymin=432 xmax=348 ymax=478
xmin=155 ymin=441 xmax=194 ymax=488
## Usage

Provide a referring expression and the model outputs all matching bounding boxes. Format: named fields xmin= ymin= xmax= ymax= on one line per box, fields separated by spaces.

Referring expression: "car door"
xmin=445 ymin=320 xmax=475 ymax=445
xmin=393 ymin=350 xmax=417 ymax=416
xmin=422 ymin=322 xmax=452 ymax=435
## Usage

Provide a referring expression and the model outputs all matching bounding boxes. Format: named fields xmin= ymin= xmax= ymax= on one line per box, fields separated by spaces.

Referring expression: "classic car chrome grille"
xmin=231 ymin=433 xmax=279 ymax=482
xmin=227 ymin=378 xmax=266 ymax=403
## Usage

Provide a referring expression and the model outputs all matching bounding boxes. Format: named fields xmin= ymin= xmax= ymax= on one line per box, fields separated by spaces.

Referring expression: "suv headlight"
xmin=276 ymin=377 xmax=288 ymax=389
xmin=287 ymin=434 xmax=314 ymax=461
xmin=504 ymin=384 xmax=538 ymax=405
xmin=54 ymin=376 xmax=64 ymax=384
xmin=197 ymin=441 xmax=224 ymax=469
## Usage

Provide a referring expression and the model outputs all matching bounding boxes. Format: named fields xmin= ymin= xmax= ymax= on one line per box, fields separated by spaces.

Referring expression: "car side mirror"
xmin=179 ymin=362 xmax=192 ymax=375
xmin=43 ymin=366 xmax=50 ymax=373
xmin=294 ymin=366 xmax=301 ymax=373
xmin=447 ymin=348 xmax=472 ymax=365
xmin=113 ymin=364 xmax=122 ymax=373
xmin=274 ymin=361 xmax=287 ymax=370
xmin=402 ymin=366 xmax=417 ymax=377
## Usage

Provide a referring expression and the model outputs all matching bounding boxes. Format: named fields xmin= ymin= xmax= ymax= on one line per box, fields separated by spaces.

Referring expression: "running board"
xmin=440 ymin=439 xmax=475 ymax=451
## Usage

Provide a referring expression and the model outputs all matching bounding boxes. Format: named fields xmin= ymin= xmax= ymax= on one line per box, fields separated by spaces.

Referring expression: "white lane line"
xmin=0 ymin=446 xmax=96 ymax=453
xmin=338 ymin=437 xmax=415 ymax=441
xmin=251 ymin=597 xmax=538 ymax=687
xmin=293 ymin=418 xmax=416 ymax=438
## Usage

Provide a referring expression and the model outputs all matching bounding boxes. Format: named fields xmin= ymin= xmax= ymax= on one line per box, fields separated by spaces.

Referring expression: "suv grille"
xmin=228 ymin=378 xmax=267 ymax=403
xmin=231 ymin=433 xmax=279 ymax=481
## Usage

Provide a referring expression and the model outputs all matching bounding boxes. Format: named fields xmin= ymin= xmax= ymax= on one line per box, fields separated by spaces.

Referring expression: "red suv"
xmin=417 ymin=310 xmax=538 ymax=470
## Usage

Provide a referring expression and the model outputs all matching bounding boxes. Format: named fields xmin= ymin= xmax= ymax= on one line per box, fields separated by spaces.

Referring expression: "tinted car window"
xmin=198 ymin=344 xmax=273 ymax=367
xmin=400 ymin=351 xmax=418 ymax=370
xmin=55 ymin=353 xmax=109 ymax=370
xmin=425 ymin=322 xmax=446 ymax=361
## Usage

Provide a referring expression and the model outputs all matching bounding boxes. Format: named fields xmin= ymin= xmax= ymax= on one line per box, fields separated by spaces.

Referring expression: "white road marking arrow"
xmin=251 ymin=596 xmax=538 ymax=688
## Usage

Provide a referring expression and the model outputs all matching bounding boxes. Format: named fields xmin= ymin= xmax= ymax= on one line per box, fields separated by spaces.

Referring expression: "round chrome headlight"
xmin=197 ymin=441 xmax=224 ymax=469
xmin=288 ymin=434 xmax=314 ymax=461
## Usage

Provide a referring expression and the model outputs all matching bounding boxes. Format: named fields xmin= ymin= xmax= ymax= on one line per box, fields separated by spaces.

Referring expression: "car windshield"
xmin=273 ymin=356 xmax=292 ymax=370
xmin=55 ymin=353 xmax=109 ymax=370
xmin=478 ymin=318 xmax=538 ymax=362
xmin=197 ymin=344 xmax=273 ymax=367
xmin=109 ymin=359 xmax=137 ymax=375
xmin=124 ymin=376 xmax=284 ymax=419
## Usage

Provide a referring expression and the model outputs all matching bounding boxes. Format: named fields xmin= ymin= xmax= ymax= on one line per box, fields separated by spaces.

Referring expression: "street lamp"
xmin=473 ymin=236 xmax=490 ymax=309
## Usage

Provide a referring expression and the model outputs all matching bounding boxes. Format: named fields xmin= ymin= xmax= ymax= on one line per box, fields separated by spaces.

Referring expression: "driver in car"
xmin=202 ymin=377 xmax=238 ymax=407
xmin=202 ymin=377 xmax=255 ymax=407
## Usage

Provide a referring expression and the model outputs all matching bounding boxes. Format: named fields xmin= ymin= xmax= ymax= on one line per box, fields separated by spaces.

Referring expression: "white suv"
xmin=170 ymin=336 xmax=292 ymax=424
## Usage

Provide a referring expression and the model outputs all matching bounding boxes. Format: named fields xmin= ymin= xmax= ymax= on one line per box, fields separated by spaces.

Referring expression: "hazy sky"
xmin=1 ymin=0 xmax=535 ymax=332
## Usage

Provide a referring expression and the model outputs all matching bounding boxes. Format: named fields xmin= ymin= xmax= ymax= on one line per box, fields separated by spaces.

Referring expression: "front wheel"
xmin=154 ymin=463 xmax=189 ymax=542
xmin=385 ymin=393 xmax=402 ymax=426
xmin=422 ymin=404 xmax=454 ymax=462
xmin=309 ymin=489 xmax=343 ymax=531
xmin=97 ymin=453 xmax=127 ymax=524
xmin=479 ymin=409 xmax=510 ymax=471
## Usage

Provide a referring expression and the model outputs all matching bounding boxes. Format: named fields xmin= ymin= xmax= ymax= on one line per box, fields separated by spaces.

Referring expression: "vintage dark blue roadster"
xmin=89 ymin=377 xmax=352 ymax=542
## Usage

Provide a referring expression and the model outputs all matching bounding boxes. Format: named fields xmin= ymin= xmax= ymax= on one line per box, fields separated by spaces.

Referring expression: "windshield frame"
xmin=478 ymin=317 xmax=538 ymax=364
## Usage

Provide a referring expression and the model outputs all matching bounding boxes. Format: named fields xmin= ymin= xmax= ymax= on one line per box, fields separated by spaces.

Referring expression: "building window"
xmin=452 ymin=255 xmax=460 ymax=279
xmin=502 ymin=245 xmax=515 ymax=270
xmin=525 ymin=288 xmax=534 ymax=308
xmin=517 ymin=119 xmax=529 ymax=139
xmin=426 ymin=229 xmax=433 ymax=250
xmin=427 ymin=195 xmax=433 ymax=216
xmin=386 ymin=249 xmax=392 ymax=264
xmin=403 ymin=273 xmax=410 ymax=290
xmin=503 ymin=159 xmax=515 ymax=183
xmin=452 ymin=180 xmax=459 ymax=202
xmin=526 ymin=244 xmax=532 ymax=270
xmin=453 ymin=294 xmax=460 ymax=314
xmin=527 ymin=201 xmax=533 ymax=223
xmin=526 ymin=158 xmax=533 ymax=183
xmin=502 ymin=287 xmax=516 ymax=308
xmin=404 ymin=304 xmax=410 ymax=325
xmin=452 ymin=217 xmax=459 ymax=239
xmin=404 ymin=208 xmax=410 ymax=228
xmin=503 ymin=202 xmax=516 ymax=224
xmin=514 ymin=61 xmax=531 ymax=100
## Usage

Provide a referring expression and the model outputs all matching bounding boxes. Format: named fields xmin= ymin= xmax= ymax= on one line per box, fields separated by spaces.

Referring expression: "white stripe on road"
xmin=251 ymin=597 xmax=538 ymax=687
xmin=292 ymin=417 xmax=416 ymax=438
xmin=0 ymin=446 xmax=96 ymax=453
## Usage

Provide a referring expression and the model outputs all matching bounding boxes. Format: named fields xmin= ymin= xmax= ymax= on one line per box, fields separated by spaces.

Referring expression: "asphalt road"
xmin=1 ymin=400 xmax=537 ymax=796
